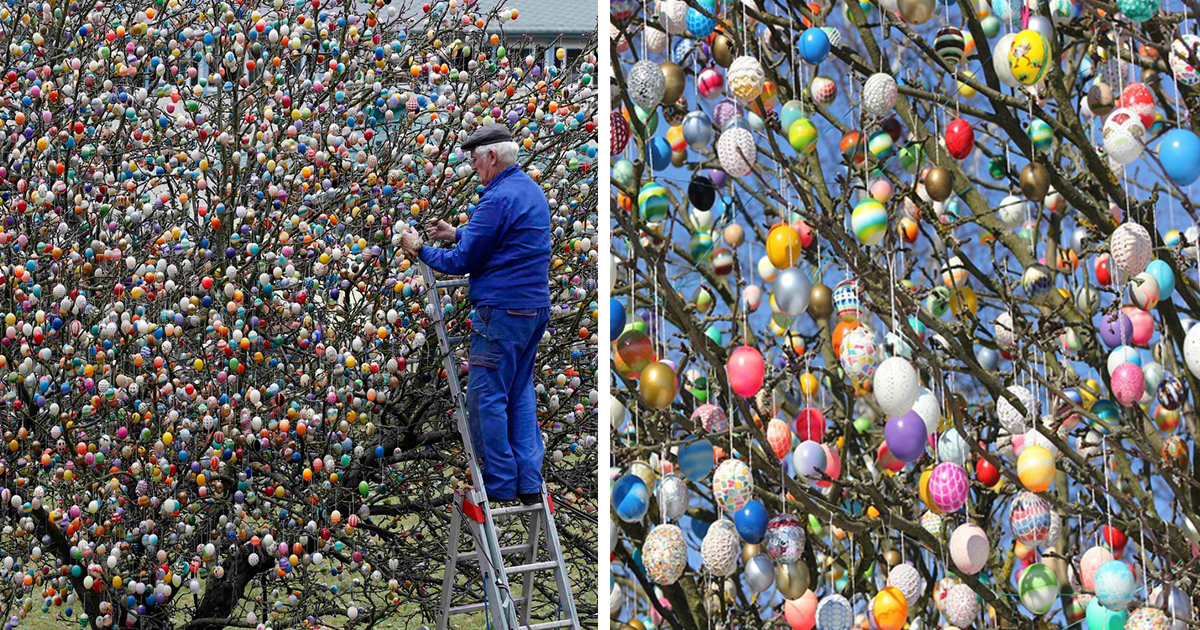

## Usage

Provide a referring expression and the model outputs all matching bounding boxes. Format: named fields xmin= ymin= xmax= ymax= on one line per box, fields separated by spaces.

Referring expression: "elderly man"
xmin=400 ymin=124 xmax=551 ymax=506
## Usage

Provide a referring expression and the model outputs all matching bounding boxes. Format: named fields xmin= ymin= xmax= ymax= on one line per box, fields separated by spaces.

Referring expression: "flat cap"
xmin=461 ymin=123 xmax=512 ymax=152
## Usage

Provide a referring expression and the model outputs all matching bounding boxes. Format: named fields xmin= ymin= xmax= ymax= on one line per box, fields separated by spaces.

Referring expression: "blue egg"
xmin=612 ymin=474 xmax=650 ymax=522
xmin=610 ymin=298 xmax=626 ymax=340
xmin=798 ymin=28 xmax=831 ymax=64
xmin=1094 ymin=560 xmax=1135 ymax=610
xmin=780 ymin=100 xmax=805 ymax=135
xmin=648 ymin=136 xmax=672 ymax=171
xmin=678 ymin=438 xmax=715 ymax=481
xmin=689 ymin=515 xmax=712 ymax=539
xmin=1087 ymin=594 xmax=1127 ymax=630
xmin=734 ymin=500 xmax=769 ymax=543
xmin=976 ymin=346 xmax=1000 ymax=371
xmin=1146 ymin=259 xmax=1175 ymax=300
xmin=1159 ymin=129 xmax=1200 ymax=186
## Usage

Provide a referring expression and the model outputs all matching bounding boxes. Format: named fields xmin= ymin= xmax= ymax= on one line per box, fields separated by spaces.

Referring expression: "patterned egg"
xmin=1008 ymin=29 xmax=1050 ymax=85
xmin=727 ymin=56 xmax=766 ymax=104
xmin=1159 ymin=375 xmax=1184 ymax=409
xmin=712 ymin=458 xmax=754 ymax=511
xmin=1117 ymin=0 xmax=1160 ymax=21
xmin=1111 ymin=221 xmax=1152 ymax=276
xmin=839 ymin=325 xmax=878 ymax=379
xmin=764 ymin=514 xmax=806 ymax=562
xmin=816 ymin=594 xmax=855 ymax=630
xmin=921 ymin=510 xmax=946 ymax=537
xmin=1019 ymin=563 xmax=1059 ymax=615
xmin=941 ymin=584 xmax=979 ymax=627
xmin=686 ymin=0 xmax=717 ymax=38
xmin=833 ymin=279 xmax=861 ymax=321
xmin=1163 ymin=435 xmax=1189 ymax=467
xmin=1118 ymin=83 xmax=1157 ymax=129
xmin=643 ymin=523 xmax=688 ymax=585
xmin=1127 ymin=608 xmax=1171 ymax=630
xmin=767 ymin=418 xmax=792 ymax=459
xmin=888 ymin=563 xmax=925 ymax=606
xmin=811 ymin=76 xmax=838 ymax=105
xmin=1171 ymin=35 xmax=1200 ymax=85
xmin=691 ymin=403 xmax=728 ymax=432
xmin=627 ymin=60 xmax=667 ymax=110
xmin=612 ymin=110 xmax=630 ymax=155
xmin=1081 ymin=546 xmax=1115 ymax=591
xmin=929 ymin=462 xmax=969 ymax=513
xmin=933 ymin=577 xmax=959 ymax=612
xmin=1103 ymin=108 xmax=1147 ymax=165
xmin=997 ymin=384 xmax=1037 ymax=435
xmin=1010 ymin=491 xmax=1052 ymax=545
xmin=717 ymin=127 xmax=757 ymax=177
xmin=862 ymin=73 xmax=898 ymax=116
xmin=935 ymin=26 xmax=966 ymax=65
xmin=701 ymin=519 xmax=740 ymax=576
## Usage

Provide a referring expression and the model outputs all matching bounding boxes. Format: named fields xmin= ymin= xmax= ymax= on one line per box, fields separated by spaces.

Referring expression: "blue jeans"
xmin=467 ymin=305 xmax=550 ymax=499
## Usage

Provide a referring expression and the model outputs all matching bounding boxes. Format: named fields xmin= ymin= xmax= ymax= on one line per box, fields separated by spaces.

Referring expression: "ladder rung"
xmin=504 ymin=560 xmax=559 ymax=574
xmin=523 ymin=621 xmax=576 ymax=630
xmin=490 ymin=503 xmax=543 ymax=517
xmin=456 ymin=543 xmax=534 ymax=562
xmin=448 ymin=602 xmax=487 ymax=615
xmin=435 ymin=278 xmax=469 ymax=289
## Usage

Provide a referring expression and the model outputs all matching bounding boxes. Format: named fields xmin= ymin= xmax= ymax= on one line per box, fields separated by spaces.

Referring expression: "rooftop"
xmin=482 ymin=0 xmax=595 ymax=36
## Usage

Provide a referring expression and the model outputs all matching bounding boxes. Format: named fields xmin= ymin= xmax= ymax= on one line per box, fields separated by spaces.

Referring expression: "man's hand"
xmin=400 ymin=227 xmax=424 ymax=258
xmin=428 ymin=219 xmax=457 ymax=242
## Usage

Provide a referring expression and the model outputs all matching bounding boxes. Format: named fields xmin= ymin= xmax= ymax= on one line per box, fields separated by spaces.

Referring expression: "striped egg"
xmin=1027 ymin=119 xmax=1053 ymax=149
xmin=851 ymin=199 xmax=888 ymax=246
xmin=868 ymin=130 xmax=894 ymax=159
xmin=638 ymin=181 xmax=671 ymax=222
xmin=935 ymin=26 xmax=966 ymax=66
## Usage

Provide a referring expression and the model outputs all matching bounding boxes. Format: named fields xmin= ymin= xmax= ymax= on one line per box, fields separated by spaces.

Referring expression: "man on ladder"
xmin=401 ymin=123 xmax=551 ymax=505
xmin=399 ymin=124 xmax=577 ymax=630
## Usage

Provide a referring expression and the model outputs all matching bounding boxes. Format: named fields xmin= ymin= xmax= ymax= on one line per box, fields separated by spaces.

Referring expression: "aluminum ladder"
xmin=419 ymin=262 xmax=580 ymax=630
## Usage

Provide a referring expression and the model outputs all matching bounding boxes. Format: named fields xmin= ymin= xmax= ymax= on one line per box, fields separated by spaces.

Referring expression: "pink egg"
xmin=871 ymin=179 xmax=893 ymax=202
xmin=819 ymin=444 xmax=842 ymax=488
xmin=785 ymin=590 xmax=819 ymax=630
xmin=1111 ymin=362 xmax=1146 ymax=407
xmin=1081 ymin=546 xmax=1115 ymax=591
xmin=1122 ymin=305 xmax=1155 ymax=346
xmin=698 ymin=68 xmax=725 ymax=99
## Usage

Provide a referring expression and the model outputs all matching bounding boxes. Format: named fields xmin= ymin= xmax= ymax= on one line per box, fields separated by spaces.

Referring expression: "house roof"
xmin=481 ymin=0 xmax=595 ymax=36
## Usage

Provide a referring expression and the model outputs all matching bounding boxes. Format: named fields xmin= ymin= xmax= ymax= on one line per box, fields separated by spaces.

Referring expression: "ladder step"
xmin=523 ymin=621 xmax=576 ymax=630
xmin=435 ymin=279 xmax=469 ymax=289
xmin=448 ymin=602 xmax=487 ymax=615
xmin=490 ymin=503 xmax=543 ymax=517
xmin=504 ymin=560 xmax=559 ymax=574
xmin=456 ymin=543 xmax=534 ymax=562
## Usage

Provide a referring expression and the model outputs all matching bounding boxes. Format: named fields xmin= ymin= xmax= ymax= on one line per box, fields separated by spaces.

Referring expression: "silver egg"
xmin=774 ymin=267 xmax=812 ymax=316
xmin=744 ymin=553 xmax=776 ymax=593
xmin=656 ymin=473 xmax=690 ymax=521
xmin=682 ymin=110 xmax=714 ymax=152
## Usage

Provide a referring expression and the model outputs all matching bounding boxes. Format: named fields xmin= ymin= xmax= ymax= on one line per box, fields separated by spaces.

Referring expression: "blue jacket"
xmin=418 ymin=163 xmax=551 ymax=308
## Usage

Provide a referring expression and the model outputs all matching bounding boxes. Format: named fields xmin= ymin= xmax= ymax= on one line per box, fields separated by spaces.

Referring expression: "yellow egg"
xmin=1017 ymin=445 xmax=1055 ymax=492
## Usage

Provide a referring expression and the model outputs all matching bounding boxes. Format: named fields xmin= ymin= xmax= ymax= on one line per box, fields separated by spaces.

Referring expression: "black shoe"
xmin=518 ymin=492 xmax=541 ymax=506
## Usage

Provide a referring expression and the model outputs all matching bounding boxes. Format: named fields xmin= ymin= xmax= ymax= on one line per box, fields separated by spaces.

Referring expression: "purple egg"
xmin=708 ymin=169 xmax=728 ymax=186
xmin=884 ymin=411 xmax=928 ymax=463
xmin=1097 ymin=311 xmax=1134 ymax=349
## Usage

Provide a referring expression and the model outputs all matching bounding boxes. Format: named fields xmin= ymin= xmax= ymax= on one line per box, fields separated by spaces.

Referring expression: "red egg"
xmin=1118 ymin=83 xmax=1156 ymax=129
xmin=794 ymin=407 xmax=826 ymax=442
xmin=975 ymin=455 xmax=1000 ymax=487
xmin=1103 ymin=525 xmax=1128 ymax=552
xmin=1095 ymin=253 xmax=1113 ymax=286
xmin=945 ymin=118 xmax=975 ymax=159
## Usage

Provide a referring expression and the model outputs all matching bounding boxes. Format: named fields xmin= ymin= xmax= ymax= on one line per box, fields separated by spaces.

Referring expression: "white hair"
xmin=473 ymin=140 xmax=519 ymax=165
